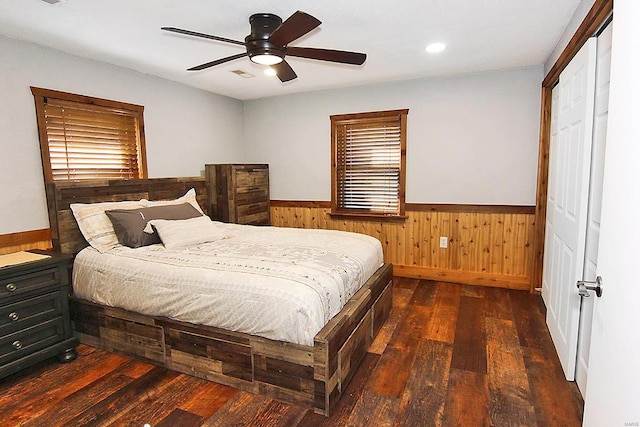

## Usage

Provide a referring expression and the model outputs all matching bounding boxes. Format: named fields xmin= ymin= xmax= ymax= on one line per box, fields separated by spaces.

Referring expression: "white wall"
xmin=0 ymin=35 xmax=244 ymax=234
xmin=244 ymin=67 xmax=543 ymax=205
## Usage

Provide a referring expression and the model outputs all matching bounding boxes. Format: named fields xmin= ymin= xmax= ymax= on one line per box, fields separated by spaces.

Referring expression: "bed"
xmin=45 ymin=177 xmax=393 ymax=416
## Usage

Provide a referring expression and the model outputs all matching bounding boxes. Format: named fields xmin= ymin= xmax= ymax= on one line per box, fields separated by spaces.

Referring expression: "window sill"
xmin=329 ymin=212 xmax=408 ymax=222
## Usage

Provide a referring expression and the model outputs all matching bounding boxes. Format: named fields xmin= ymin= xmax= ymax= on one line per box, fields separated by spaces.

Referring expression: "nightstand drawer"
xmin=0 ymin=268 xmax=60 ymax=298
xmin=0 ymin=317 xmax=65 ymax=365
xmin=0 ymin=291 xmax=63 ymax=335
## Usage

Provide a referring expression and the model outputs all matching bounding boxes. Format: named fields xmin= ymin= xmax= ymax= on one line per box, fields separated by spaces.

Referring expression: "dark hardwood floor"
xmin=0 ymin=278 xmax=584 ymax=426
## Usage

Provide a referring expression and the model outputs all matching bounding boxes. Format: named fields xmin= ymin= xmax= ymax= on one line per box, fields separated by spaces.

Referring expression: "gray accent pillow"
xmin=106 ymin=203 xmax=203 ymax=248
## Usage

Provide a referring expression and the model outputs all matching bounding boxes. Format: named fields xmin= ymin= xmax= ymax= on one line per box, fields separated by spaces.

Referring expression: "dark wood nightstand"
xmin=0 ymin=250 xmax=78 ymax=379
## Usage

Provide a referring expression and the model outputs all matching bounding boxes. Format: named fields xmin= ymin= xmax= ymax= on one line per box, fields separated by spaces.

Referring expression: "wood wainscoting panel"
xmin=0 ymin=228 xmax=52 ymax=255
xmin=271 ymin=202 xmax=535 ymax=291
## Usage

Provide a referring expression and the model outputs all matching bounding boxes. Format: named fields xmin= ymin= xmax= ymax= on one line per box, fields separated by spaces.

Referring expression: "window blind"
xmin=32 ymin=87 xmax=147 ymax=183
xmin=332 ymin=110 xmax=408 ymax=217
xmin=43 ymin=99 xmax=142 ymax=181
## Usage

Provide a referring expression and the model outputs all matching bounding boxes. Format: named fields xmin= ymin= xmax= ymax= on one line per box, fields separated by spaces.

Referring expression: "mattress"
xmin=72 ymin=223 xmax=384 ymax=346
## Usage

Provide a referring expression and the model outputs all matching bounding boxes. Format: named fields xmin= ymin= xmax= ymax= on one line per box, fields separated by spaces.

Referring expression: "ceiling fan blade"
xmin=187 ymin=53 xmax=248 ymax=71
xmin=268 ymin=11 xmax=321 ymax=46
xmin=272 ymin=60 xmax=297 ymax=82
xmin=286 ymin=46 xmax=366 ymax=65
xmin=161 ymin=27 xmax=245 ymax=47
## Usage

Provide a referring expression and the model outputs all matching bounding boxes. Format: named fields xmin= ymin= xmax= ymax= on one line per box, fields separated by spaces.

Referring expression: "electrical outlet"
xmin=440 ymin=236 xmax=448 ymax=248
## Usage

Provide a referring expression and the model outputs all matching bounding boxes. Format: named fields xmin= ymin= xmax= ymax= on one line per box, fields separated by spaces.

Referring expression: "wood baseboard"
xmin=393 ymin=264 xmax=530 ymax=291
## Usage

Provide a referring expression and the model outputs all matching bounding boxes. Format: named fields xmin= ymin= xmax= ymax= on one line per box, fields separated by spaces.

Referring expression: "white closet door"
xmin=575 ymin=22 xmax=612 ymax=396
xmin=583 ymin=1 xmax=640 ymax=423
xmin=542 ymin=38 xmax=597 ymax=380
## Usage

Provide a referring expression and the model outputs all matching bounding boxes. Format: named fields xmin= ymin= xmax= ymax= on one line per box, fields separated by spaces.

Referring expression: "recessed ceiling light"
xmin=426 ymin=43 xmax=446 ymax=53
xmin=264 ymin=68 xmax=277 ymax=77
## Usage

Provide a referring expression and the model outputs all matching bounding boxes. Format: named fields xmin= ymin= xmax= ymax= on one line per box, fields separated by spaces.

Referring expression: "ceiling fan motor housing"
xmin=246 ymin=13 xmax=285 ymax=62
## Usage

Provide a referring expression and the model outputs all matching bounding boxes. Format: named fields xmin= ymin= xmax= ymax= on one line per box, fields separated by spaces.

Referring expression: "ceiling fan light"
xmin=250 ymin=54 xmax=283 ymax=65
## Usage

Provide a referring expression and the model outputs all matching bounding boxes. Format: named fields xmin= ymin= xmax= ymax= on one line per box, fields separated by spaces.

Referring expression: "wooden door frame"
xmin=531 ymin=0 xmax=613 ymax=292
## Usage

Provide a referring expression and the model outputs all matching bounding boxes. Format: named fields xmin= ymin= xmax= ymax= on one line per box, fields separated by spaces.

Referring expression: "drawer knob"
xmin=9 ymin=312 xmax=19 ymax=321
xmin=6 ymin=283 xmax=17 ymax=292
xmin=12 ymin=340 xmax=22 ymax=350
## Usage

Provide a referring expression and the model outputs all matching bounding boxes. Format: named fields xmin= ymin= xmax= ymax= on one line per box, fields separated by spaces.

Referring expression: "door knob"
xmin=577 ymin=276 xmax=603 ymax=298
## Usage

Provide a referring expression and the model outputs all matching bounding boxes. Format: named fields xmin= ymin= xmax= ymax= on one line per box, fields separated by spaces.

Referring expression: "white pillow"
xmin=70 ymin=199 xmax=146 ymax=253
xmin=143 ymin=188 xmax=205 ymax=215
xmin=148 ymin=216 xmax=229 ymax=249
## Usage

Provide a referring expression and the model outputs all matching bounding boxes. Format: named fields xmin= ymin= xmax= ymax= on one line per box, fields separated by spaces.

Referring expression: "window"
xmin=31 ymin=87 xmax=148 ymax=182
xmin=331 ymin=109 xmax=408 ymax=219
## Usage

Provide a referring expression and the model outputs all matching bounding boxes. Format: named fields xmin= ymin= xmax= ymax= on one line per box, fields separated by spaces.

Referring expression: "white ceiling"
xmin=0 ymin=0 xmax=582 ymax=100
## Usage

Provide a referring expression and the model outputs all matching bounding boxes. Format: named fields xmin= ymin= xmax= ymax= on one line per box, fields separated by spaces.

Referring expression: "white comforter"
xmin=73 ymin=223 xmax=383 ymax=346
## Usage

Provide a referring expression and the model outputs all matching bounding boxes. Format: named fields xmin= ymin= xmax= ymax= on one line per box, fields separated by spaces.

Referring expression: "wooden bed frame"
xmin=45 ymin=177 xmax=393 ymax=416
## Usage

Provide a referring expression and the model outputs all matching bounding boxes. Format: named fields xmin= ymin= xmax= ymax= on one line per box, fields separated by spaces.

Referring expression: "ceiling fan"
xmin=162 ymin=11 xmax=367 ymax=82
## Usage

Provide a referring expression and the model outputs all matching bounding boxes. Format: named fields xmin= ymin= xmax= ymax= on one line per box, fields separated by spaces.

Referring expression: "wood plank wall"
xmin=0 ymin=228 xmax=52 ymax=255
xmin=271 ymin=202 xmax=535 ymax=291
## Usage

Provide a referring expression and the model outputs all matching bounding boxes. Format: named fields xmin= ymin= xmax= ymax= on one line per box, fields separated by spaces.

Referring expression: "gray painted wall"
xmin=244 ymin=67 xmax=543 ymax=205
xmin=1 ymin=35 xmax=544 ymax=235
xmin=0 ymin=35 xmax=244 ymax=234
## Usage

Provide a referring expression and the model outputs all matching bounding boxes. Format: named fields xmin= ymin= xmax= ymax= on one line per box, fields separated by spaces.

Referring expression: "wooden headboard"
xmin=45 ymin=177 xmax=207 ymax=255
